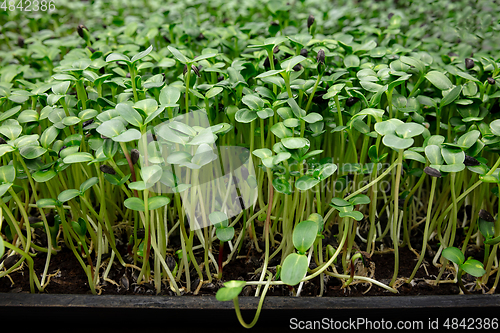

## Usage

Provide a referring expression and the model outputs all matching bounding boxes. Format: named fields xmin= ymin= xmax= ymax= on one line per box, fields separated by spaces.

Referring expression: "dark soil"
xmin=1 ymin=237 xmax=494 ymax=297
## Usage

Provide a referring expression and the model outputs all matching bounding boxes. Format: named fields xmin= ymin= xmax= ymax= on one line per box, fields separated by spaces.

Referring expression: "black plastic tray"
xmin=1 ymin=293 xmax=499 ymax=332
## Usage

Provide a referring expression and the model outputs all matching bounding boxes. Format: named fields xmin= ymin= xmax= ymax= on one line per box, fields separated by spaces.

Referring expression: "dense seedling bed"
xmin=1 ymin=0 xmax=500 ymax=326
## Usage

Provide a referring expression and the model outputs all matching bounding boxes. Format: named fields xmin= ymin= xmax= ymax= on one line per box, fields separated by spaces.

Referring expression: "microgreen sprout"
xmin=1 ymin=0 xmax=500 ymax=327
xmin=442 ymin=247 xmax=486 ymax=294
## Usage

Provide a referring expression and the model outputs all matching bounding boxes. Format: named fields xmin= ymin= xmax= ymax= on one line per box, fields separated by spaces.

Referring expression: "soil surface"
xmin=1 ymin=236 xmax=496 ymax=297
